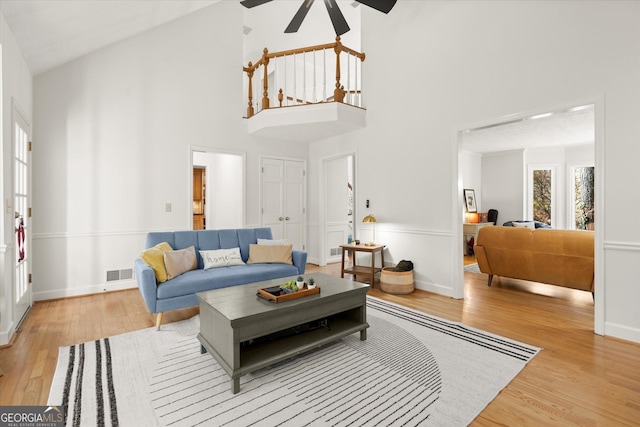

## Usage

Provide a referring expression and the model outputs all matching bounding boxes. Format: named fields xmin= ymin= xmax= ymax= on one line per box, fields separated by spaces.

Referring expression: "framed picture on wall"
xmin=464 ymin=189 xmax=477 ymax=213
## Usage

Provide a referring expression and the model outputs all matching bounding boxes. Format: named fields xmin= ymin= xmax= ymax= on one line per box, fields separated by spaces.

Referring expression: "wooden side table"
xmin=340 ymin=243 xmax=386 ymax=288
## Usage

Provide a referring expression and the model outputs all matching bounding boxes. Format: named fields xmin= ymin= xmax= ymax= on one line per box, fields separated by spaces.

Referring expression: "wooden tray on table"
xmin=257 ymin=284 xmax=320 ymax=303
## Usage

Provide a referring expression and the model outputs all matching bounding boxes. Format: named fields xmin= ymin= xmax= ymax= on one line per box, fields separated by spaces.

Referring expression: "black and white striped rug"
xmin=48 ymin=297 xmax=539 ymax=426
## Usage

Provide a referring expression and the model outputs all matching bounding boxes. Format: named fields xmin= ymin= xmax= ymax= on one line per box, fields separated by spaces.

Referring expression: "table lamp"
xmin=362 ymin=214 xmax=377 ymax=246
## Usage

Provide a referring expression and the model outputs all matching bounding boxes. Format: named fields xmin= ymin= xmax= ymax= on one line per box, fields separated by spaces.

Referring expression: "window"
xmin=528 ymin=166 xmax=555 ymax=227
xmin=574 ymin=166 xmax=595 ymax=230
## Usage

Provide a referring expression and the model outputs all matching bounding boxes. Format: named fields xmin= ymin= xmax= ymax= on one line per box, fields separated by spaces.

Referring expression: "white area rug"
xmin=48 ymin=297 xmax=539 ymax=426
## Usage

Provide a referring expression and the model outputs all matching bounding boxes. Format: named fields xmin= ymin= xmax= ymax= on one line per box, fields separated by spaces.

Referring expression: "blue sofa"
xmin=135 ymin=227 xmax=307 ymax=329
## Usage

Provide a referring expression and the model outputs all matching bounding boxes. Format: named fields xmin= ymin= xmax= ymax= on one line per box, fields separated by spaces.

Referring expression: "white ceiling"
xmin=1 ymin=1 xmax=594 ymax=151
xmin=0 ymin=0 xmax=222 ymax=76
xmin=462 ymin=105 xmax=595 ymax=154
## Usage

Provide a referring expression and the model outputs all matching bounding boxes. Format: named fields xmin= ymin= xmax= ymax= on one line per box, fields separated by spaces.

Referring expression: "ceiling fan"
xmin=240 ymin=0 xmax=397 ymax=36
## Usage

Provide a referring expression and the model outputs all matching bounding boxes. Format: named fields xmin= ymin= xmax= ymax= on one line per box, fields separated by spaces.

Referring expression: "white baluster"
xmin=347 ymin=53 xmax=351 ymax=105
xmin=303 ymin=51 xmax=307 ymax=105
xmin=313 ymin=50 xmax=317 ymax=103
xmin=323 ymin=48 xmax=327 ymax=102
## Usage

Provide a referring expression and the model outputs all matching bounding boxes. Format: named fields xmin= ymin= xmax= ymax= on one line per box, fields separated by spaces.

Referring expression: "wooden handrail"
xmin=243 ymin=36 xmax=365 ymax=118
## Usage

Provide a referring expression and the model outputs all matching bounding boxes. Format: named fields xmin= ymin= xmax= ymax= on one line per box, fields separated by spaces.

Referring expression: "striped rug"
xmin=48 ymin=297 xmax=539 ymax=426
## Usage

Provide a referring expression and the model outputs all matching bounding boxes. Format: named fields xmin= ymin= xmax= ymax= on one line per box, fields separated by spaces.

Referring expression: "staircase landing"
xmin=246 ymin=102 xmax=366 ymax=143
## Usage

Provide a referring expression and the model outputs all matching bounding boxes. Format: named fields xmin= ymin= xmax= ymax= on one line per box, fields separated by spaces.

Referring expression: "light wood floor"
xmin=1 ymin=264 xmax=639 ymax=426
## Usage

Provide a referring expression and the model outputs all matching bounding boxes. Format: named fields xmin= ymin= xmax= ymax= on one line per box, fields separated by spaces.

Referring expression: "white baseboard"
xmin=605 ymin=322 xmax=640 ymax=344
xmin=0 ymin=322 xmax=16 ymax=347
xmin=33 ymin=280 xmax=138 ymax=301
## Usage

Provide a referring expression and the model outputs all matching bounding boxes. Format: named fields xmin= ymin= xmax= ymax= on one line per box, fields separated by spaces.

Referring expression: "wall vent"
xmin=106 ymin=268 xmax=134 ymax=282
xmin=330 ymin=247 xmax=342 ymax=256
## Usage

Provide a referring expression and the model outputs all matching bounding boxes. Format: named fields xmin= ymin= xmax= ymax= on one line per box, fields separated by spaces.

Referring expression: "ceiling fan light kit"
xmin=241 ymin=0 xmax=397 ymax=36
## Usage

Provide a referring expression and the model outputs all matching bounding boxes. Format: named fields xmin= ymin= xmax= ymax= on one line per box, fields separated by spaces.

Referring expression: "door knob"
xmin=285 ymin=217 xmax=290 ymax=220
xmin=279 ymin=217 xmax=284 ymax=221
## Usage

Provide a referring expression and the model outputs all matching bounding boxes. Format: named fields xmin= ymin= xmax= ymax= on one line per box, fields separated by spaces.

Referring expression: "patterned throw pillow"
xmin=200 ymin=247 xmax=245 ymax=269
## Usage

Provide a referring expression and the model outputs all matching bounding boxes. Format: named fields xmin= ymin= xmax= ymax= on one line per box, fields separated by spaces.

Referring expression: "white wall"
xmin=0 ymin=9 xmax=33 ymax=344
xmin=460 ymin=150 xmax=482 ymax=215
xmin=31 ymin=2 xmax=307 ymax=301
xmin=308 ymin=1 xmax=640 ymax=342
xmin=482 ymin=150 xmax=525 ymax=226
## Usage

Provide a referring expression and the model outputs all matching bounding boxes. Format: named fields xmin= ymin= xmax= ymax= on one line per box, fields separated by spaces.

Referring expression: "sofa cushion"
xmin=156 ymin=263 xmax=299 ymax=300
xmin=140 ymin=242 xmax=173 ymax=283
xmin=247 ymin=244 xmax=293 ymax=265
xmin=200 ymin=248 xmax=245 ymax=269
xmin=164 ymin=246 xmax=197 ymax=279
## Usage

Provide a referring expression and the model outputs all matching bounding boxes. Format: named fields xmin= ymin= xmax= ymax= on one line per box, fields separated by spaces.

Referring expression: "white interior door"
xmin=261 ymin=157 xmax=306 ymax=250
xmin=13 ymin=106 xmax=31 ymax=327
xmin=283 ymin=160 xmax=305 ymax=250
xmin=324 ymin=155 xmax=355 ymax=263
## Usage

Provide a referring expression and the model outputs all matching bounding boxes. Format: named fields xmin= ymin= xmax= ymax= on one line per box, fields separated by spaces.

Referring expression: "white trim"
xmin=453 ymin=127 xmax=464 ymax=299
xmin=32 ymin=281 xmax=137 ymax=302
xmin=32 ymin=230 xmax=150 ymax=240
xmin=604 ymin=241 xmax=640 ymax=251
xmin=592 ymin=96 xmax=605 ymax=336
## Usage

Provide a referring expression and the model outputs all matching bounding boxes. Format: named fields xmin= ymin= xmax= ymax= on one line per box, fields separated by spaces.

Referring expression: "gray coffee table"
xmin=196 ymin=272 xmax=369 ymax=394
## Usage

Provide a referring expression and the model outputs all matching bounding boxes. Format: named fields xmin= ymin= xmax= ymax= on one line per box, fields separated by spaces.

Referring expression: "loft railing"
xmin=243 ymin=36 xmax=365 ymax=118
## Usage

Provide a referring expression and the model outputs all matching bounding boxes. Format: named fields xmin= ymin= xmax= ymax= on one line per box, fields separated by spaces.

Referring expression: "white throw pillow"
xmin=200 ymin=247 xmax=245 ymax=269
xmin=257 ymin=238 xmax=289 ymax=245
xmin=512 ymin=221 xmax=535 ymax=229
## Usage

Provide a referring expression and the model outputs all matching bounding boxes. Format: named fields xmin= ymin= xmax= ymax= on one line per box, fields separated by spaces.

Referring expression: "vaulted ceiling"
xmin=1 ymin=1 xmax=594 ymax=151
xmin=0 ymin=0 xmax=222 ymax=76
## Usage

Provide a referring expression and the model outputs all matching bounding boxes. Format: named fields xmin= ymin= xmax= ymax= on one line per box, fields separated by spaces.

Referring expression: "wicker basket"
xmin=380 ymin=267 xmax=414 ymax=294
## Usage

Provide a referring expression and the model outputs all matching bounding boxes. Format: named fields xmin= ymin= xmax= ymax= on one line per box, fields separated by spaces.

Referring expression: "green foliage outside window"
xmin=575 ymin=167 xmax=595 ymax=230
xmin=533 ymin=169 xmax=552 ymax=225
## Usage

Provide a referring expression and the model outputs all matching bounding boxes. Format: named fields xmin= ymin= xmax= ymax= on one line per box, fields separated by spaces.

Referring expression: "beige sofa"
xmin=474 ymin=226 xmax=594 ymax=292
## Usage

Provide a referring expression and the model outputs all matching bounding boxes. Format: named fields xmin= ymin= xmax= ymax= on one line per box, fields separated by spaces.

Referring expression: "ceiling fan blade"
xmin=354 ymin=0 xmax=397 ymax=14
xmin=285 ymin=0 xmax=315 ymax=33
xmin=324 ymin=0 xmax=350 ymax=36
xmin=240 ymin=0 xmax=273 ymax=8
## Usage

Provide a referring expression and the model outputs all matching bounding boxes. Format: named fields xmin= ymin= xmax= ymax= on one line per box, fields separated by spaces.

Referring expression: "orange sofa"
xmin=474 ymin=226 xmax=594 ymax=292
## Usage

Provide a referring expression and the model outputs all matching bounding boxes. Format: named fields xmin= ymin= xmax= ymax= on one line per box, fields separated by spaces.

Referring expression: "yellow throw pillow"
xmin=164 ymin=246 xmax=197 ymax=279
xmin=140 ymin=242 xmax=173 ymax=283
xmin=247 ymin=244 xmax=293 ymax=265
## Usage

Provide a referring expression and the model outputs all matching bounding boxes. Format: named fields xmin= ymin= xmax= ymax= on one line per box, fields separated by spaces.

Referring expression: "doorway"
xmin=191 ymin=148 xmax=245 ymax=229
xmin=455 ymin=100 xmax=604 ymax=334
xmin=260 ymin=156 xmax=306 ymax=251
xmin=13 ymin=103 xmax=31 ymax=330
xmin=320 ymin=153 xmax=356 ymax=266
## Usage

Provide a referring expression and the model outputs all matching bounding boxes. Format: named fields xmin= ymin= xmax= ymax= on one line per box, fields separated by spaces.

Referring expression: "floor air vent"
xmin=330 ymin=247 xmax=342 ymax=256
xmin=106 ymin=268 xmax=134 ymax=282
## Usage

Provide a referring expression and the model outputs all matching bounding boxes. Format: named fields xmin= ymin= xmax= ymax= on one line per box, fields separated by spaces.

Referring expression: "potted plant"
xmin=296 ymin=276 xmax=304 ymax=289
xmin=307 ymin=278 xmax=316 ymax=289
